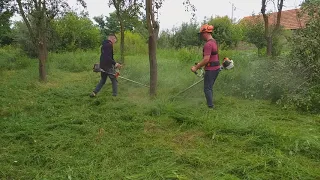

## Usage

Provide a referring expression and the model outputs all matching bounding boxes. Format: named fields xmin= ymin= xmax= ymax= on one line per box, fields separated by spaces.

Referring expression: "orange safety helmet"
xmin=199 ymin=24 xmax=214 ymax=34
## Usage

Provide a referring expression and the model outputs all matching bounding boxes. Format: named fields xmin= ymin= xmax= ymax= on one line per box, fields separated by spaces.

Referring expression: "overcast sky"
xmin=67 ymin=0 xmax=303 ymax=31
xmin=14 ymin=0 xmax=303 ymax=31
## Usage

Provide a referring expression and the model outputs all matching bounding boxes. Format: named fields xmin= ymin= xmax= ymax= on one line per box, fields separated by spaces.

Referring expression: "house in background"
xmin=240 ymin=8 xmax=309 ymax=31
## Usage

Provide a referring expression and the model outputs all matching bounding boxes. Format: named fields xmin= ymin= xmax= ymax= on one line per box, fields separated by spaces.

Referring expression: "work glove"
xmin=115 ymin=63 xmax=122 ymax=69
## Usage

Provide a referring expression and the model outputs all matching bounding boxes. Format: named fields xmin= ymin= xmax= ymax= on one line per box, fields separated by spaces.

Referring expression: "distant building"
xmin=240 ymin=9 xmax=309 ymax=30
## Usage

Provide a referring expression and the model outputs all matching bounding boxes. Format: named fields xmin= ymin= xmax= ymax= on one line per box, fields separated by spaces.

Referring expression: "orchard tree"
xmin=53 ymin=12 xmax=100 ymax=51
xmin=145 ymin=0 xmax=160 ymax=97
xmin=261 ymin=0 xmax=284 ymax=56
xmin=94 ymin=11 xmax=142 ymax=40
xmin=171 ymin=21 xmax=202 ymax=48
xmin=0 ymin=0 xmax=14 ymax=46
xmin=145 ymin=0 xmax=196 ymax=97
xmin=15 ymin=0 xmax=86 ymax=82
xmin=290 ymin=0 xmax=320 ymax=84
xmin=108 ymin=0 xmax=142 ymax=63
xmin=206 ymin=16 xmax=243 ymax=49
xmin=240 ymin=16 xmax=266 ymax=55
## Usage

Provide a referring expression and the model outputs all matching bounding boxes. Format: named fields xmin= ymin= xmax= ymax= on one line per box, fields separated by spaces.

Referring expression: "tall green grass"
xmin=1 ymin=41 xmax=318 ymax=113
xmin=47 ymin=49 xmax=100 ymax=73
xmin=0 ymin=45 xmax=35 ymax=71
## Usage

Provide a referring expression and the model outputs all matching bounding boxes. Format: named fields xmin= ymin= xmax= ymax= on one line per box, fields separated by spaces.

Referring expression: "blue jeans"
xmin=93 ymin=72 xmax=118 ymax=96
xmin=204 ymin=69 xmax=220 ymax=108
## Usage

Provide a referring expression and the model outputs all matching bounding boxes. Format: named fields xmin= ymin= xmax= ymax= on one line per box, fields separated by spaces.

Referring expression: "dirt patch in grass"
xmin=172 ymin=131 xmax=205 ymax=150
xmin=143 ymin=121 xmax=164 ymax=134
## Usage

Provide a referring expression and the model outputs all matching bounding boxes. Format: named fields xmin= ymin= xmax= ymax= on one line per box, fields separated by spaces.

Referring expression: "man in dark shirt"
xmin=90 ymin=34 xmax=121 ymax=97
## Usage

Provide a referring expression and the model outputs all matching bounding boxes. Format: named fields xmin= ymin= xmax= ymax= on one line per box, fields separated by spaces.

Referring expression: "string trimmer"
xmin=170 ymin=63 xmax=205 ymax=100
xmin=93 ymin=63 xmax=150 ymax=88
xmin=171 ymin=58 xmax=235 ymax=100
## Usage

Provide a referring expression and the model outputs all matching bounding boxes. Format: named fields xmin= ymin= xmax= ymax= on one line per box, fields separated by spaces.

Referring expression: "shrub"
xmin=12 ymin=12 xmax=101 ymax=56
xmin=285 ymin=0 xmax=320 ymax=113
xmin=52 ymin=12 xmax=101 ymax=52
xmin=240 ymin=16 xmax=266 ymax=55
xmin=206 ymin=16 xmax=243 ymax=49
xmin=48 ymin=50 xmax=99 ymax=73
xmin=0 ymin=45 xmax=33 ymax=70
xmin=176 ymin=47 xmax=202 ymax=63
xmin=113 ymin=31 xmax=148 ymax=56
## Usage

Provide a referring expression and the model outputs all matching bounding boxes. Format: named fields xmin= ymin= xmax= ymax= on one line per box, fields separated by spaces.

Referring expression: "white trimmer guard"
xmin=225 ymin=60 xmax=234 ymax=70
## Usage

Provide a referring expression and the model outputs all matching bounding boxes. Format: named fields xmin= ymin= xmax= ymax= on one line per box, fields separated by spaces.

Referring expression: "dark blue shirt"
xmin=100 ymin=40 xmax=116 ymax=71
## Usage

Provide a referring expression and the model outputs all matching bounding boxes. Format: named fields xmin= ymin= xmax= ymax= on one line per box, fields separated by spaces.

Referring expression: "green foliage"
xmin=216 ymin=49 xmax=319 ymax=113
xmin=12 ymin=12 xmax=101 ymax=55
xmin=285 ymin=0 xmax=320 ymax=112
xmin=94 ymin=11 xmax=145 ymax=39
xmin=240 ymin=14 xmax=289 ymax=57
xmin=206 ymin=16 xmax=243 ymax=49
xmin=12 ymin=21 xmax=38 ymax=57
xmin=158 ymin=17 xmax=243 ymax=50
xmin=94 ymin=12 xmax=120 ymax=36
xmin=170 ymin=22 xmax=202 ymax=49
xmin=157 ymin=30 xmax=172 ymax=49
xmin=272 ymin=29 xmax=292 ymax=56
xmin=0 ymin=10 xmax=13 ymax=46
xmin=113 ymin=31 xmax=148 ymax=56
xmin=132 ymin=15 xmax=149 ymax=41
xmin=52 ymin=12 xmax=100 ymax=52
xmin=175 ymin=47 xmax=202 ymax=63
xmin=240 ymin=17 xmax=266 ymax=54
xmin=48 ymin=50 xmax=99 ymax=73
xmin=0 ymin=45 xmax=34 ymax=70
xmin=0 ymin=0 xmax=14 ymax=46
xmin=290 ymin=0 xmax=320 ymax=83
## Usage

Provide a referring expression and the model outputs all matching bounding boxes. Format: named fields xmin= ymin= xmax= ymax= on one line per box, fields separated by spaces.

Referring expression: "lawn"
xmin=0 ymin=51 xmax=319 ymax=179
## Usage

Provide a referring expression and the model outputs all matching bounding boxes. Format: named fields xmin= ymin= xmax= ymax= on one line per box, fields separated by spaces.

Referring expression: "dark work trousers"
xmin=93 ymin=72 xmax=118 ymax=96
xmin=203 ymin=69 xmax=220 ymax=108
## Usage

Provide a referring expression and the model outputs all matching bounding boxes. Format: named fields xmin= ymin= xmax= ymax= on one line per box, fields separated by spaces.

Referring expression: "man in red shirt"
xmin=191 ymin=24 xmax=221 ymax=108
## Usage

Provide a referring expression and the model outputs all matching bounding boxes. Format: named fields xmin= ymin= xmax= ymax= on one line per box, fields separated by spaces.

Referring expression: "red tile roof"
xmin=241 ymin=9 xmax=309 ymax=30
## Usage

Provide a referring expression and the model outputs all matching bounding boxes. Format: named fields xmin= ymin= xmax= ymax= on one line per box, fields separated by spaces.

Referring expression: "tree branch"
xmin=76 ymin=0 xmax=87 ymax=8
xmin=33 ymin=0 xmax=38 ymax=9
xmin=275 ymin=0 xmax=284 ymax=31
xmin=16 ymin=0 xmax=37 ymax=44
xmin=146 ymin=0 xmax=152 ymax=35
xmin=38 ymin=0 xmax=41 ymax=10
xmin=261 ymin=0 xmax=269 ymax=38
xmin=150 ymin=1 xmax=156 ymax=27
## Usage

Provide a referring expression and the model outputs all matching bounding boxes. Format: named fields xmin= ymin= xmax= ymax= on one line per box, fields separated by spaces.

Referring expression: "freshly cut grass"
xmin=0 ymin=51 xmax=319 ymax=179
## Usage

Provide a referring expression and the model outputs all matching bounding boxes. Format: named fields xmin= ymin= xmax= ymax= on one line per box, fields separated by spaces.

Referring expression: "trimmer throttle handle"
xmin=194 ymin=63 xmax=198 ymax=75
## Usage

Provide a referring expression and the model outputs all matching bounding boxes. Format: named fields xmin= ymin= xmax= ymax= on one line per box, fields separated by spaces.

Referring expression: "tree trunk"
xmin=38 ymin=0 xmax=47 ymax=82
xmin=148 ymin=34 xmax=157 ymax=97
xmin=266 ymin=36 xmax=272 ymax=56
xmin=261 ymin=0 xmax=272 ymax=56
xmin=261 ymin=0 xmax=284 ymax=56
xmin=38 ymin=15 xmax=47 ymax=82
xmin=146 ymin=0 xmax=157 ymax=97
xmin=38 ymin=39 xmax=47 ymax=82
xmin=275 ymin=0 xmax=284 ymax=31
xmin=120 ymin=20 xmax=125 ymax=63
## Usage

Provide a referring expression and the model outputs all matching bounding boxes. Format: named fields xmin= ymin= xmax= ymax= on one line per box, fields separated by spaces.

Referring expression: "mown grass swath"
xmin=1 ymin=46 xmax=319 ymax=179
xmin=1 ymin=2 xmax=320 ymax=178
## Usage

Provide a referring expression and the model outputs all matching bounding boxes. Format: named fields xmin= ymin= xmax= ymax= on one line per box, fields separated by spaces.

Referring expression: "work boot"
xmin=90 ymin=92 xmax=96 ymax=98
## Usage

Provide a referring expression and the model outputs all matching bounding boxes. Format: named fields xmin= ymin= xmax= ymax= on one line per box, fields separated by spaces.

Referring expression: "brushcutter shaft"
xmin=118 ymin=76 xmax=150 ymax=88
xmin=99 ymin=68 xmax=149 ymax=88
